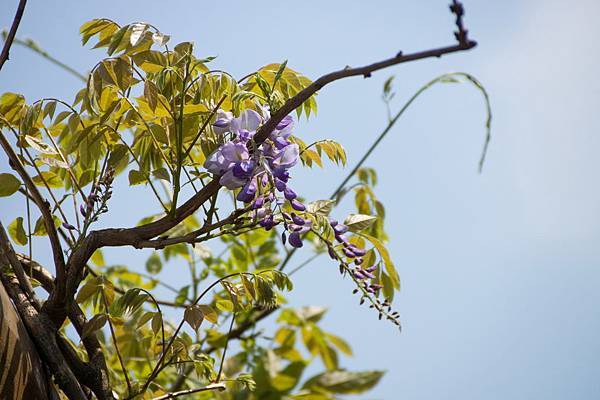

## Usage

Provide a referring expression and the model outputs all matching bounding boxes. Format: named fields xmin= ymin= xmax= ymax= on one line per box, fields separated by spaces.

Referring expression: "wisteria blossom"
xmin=203 ymin=106 xmax=372 ymax=260
xmin=204 ymin=107 xmax=302 ymax=214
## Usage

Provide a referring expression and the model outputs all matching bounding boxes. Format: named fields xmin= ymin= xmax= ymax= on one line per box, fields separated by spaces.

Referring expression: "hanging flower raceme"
xmin=204 ymin=107 xmax=307 ymax=240
xmin=204 ymin=106 xmax=397 ymax=326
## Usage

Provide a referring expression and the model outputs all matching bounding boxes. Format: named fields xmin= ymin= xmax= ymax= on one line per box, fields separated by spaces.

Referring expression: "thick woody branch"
xmin=0 ymin=131 xmax=66 ymax=308
xmin=0 ymin=0 xmax=27 ymax=71
xmin=0 ymin=221 xmax=38 ymax=305
xmin=135 ymin=207 xmax=250 ymax=249
xmin=42 ymin=177 xmax=221 ymax=324
xmin=254 ymin=41 xmax=475 ymax=144
xmin=254 ymin=0 xmax=475 ymax=144
xmin=0 ymin=275 xmax=88 ymax=400
xmin=17 ymin=255 xmax=114 ymax=400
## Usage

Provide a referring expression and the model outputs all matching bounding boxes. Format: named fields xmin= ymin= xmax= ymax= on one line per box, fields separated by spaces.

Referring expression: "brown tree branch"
xmin=0 ymin=275 xmax=88 ymax=400
xmin=151 ymin=383 xmax=225 ymax=400
xmin=17 ymin=255 xmax=114 ymax=400
xmin=0 ymin=221 xmax=38 ymax=305
xmin=0 ymin=131 xmax=67 ymax=309
xmin=0 ymin=0 xmax=27 ymax=72
xmin=134 ymin=207 xmax=250 ymax=249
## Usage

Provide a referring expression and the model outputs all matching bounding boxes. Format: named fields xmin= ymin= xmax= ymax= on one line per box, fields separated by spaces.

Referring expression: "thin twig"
xmin=101 ymin=290 xmax=132 ymax=396
xmin=151 ymin=383 xmax=225 ymax=400
xmin=0 ymin=0 xmax=27 ymax=72
xmin=216 ymin=313 xmax=236 ymax=382
xmin=1 ymin=34 xmax=86 ymax=81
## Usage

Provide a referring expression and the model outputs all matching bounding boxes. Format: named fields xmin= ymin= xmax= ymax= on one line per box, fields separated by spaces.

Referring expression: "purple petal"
xmin=219 ymin=169 xmax=246 ymax=190
xmin=62 ymin=222 xmax=76 ymax=230
xmin=334 ymin=224 xmax=348 ymax=235
xmin=271 ymin=143 xmax=299 ymax=169
xmin=259 ymin=215 xmax=274 ymax=230
xmin=288 ymin=231 xmax=303 ymax=248
xmin=253 ymin=196 xmax=264 ymax=209
xmin=348 ymin=245 xmax=366 ymax=257
xmin=291 ymin=213 xmax=305 ymax=225
xmin=284 ymin=186 xmax=297 ymax=201
xmin=335 ymin=233 xmax=348 ymax=244
xmin=232 ymin=159 xmax=255 ymax=179
xmin=362 ymin=269 xmax=376 ymax=279
xmin=236 ymin=180 xmax=257 ymax=203
xmin=276 ymin=115 xmax=293 ymax=130
xmin=213 ymin=118 xmax=229 ymax=128
xmin=354 ymin=270 xmax=366 ymax=280
xmin=327 ymin=246 xmax=338 ymax=260
xmin=290 ymin=199 xmax=306 ymax=211
xmin=274 ymin=178 xmax=287 ymax=192
xmin=343 ymin=248 xmax=356 ymax=258
xmin=231 ymin=109 xmax=262 ymax=135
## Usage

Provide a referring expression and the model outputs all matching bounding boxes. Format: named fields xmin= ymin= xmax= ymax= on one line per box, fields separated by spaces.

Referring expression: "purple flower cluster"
xmin=327 ymin=218 xmax=382 ymax=294
xmin=205 ymin=107 xmax=310 ymax=242
xmin=64 ymin=168 xmax=114 ymax=230
xmin=280 ymin=211 xmax=313 ymax=248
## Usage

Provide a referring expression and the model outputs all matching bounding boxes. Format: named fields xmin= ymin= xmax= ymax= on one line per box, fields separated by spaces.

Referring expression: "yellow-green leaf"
xmin=344 ymin=214 xmax=377 ymax=232
xmin=8 ymin=217 xmax=27 ymax=246
xmin=0 ymin=173 xmax=20 ymax=197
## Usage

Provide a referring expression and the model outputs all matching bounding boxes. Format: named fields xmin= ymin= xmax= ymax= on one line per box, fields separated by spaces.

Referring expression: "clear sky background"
xmin=1 ymin=0 xmax=600 ymax=399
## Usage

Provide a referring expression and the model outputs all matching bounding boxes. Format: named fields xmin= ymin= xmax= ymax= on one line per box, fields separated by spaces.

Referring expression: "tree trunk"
xmin=0 ymin=280 xmax=53 ymax=400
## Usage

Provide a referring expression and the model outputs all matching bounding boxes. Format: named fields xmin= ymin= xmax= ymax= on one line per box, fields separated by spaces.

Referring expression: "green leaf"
xmin=0 ymin=173 xmax=21 ymax=197
xmin=0 ymin=92 xmax=25 ymax=124
xmin=82 ymin=313 xmax=108 ymax=338
xmin=151 ymin=312 xmax=162 ymax=335
xmin=302 ymin=370 xmax=385 ymax=395
xmin=24 ymin=135 xmax=57 ymax=155
xmin=8 ymin=217 xmax=27 ymax=246
xmin=152 ymin=32 xmax=170 ymax=46
xmin=183 ymin=103 xmax=208 ymax=115
xmin=129 ymin=23 xmax=147 ymax=46
xmin=76 ymin=278 xmax=100 ymax=304
xmin=137 ymin=311 xmax=154 ymax=328
xmin=32 ymin=171 xmax=63 ymax=188
xmin=144 ymin=80 xmax=159 ymax=111
xmin=145 ymin=253 xmax=162 ymax=274
xmin=319 ymin=344 xmax=338 ymax=370
xmin=198 ymin=305 xmax=218 ymax=324
xmin=297 ymin=306 xmax=327 ymax=323
xmin=241 ymin=274 xmax=255 ymax=301
xmin=306 ymin=200 xmax=334 ymax=216
xmin=343 ymin=214 xmax=377 ymax=232
xmin=216 ymin=299 xmax=234 ymax=312
xmin=128 ymin=169 xmax=147 ymax=186
xmin=90 ymin=250 xmax=105 ymax=267
xmin=184 ymin=305 xmax=204 ymax=331
xmin=236 ymin=374 xmax=256 ymax=391
xmin=361 ymin=233 xmax=400 ymax=291
xmin=174 ymin=285 xmax=190 ymax=305
xmin=273 ymin=60 xmax=288 ymax=89
xmin=32 ymin=215 xmax=61 ymax=236
xmin=326 ymin=333 xmax=353 ymax=356
xmin=152 ymin=168 xmax=170 ymax=182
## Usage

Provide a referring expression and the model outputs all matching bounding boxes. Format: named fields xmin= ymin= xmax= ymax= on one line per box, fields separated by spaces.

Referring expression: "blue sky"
xmin=1 ymin=0 xmax=599 ymax=398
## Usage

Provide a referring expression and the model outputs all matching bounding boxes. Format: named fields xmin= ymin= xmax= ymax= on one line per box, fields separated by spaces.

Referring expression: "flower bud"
xmin=284 ymin=186 xmax=297 ymax=200
xmin=288 ymin=231 xmax=303 ymax=248
xmin=290 ymin=199 xmax=306 ymax=211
